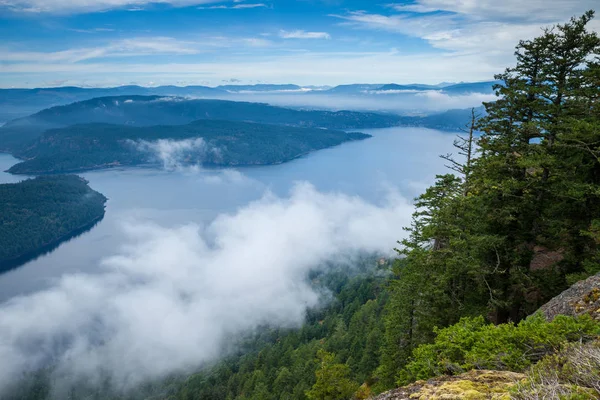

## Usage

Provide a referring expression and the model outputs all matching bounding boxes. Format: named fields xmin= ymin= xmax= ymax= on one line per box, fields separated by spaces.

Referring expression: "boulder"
xmin=538 ymin=272 xmax=600 ymax=321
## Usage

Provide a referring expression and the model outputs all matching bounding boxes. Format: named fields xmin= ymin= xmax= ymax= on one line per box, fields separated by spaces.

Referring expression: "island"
xmin=7 ymin=120 xmax=371 ymax=175
xmin=0 ymin=175 xmax=107 ymax=270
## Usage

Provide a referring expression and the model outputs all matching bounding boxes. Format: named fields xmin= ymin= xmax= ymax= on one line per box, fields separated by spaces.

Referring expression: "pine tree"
xmin=380 ymin=12 xmax=600 ymax=388
xmin=440 ymin=108 xmax=480 ymax=192
xmin=305 ymin=350 xmax=359 ymax=400
xmin=474 ymin=10 xmax=600 ymax=321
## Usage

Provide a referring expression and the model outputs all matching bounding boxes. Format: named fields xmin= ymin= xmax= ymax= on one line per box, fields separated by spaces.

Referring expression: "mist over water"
xmin=224 ymin=91 xmax=496 ymax=114
xmin=0 ymin=154 xmax=24 ymax=184
xmin=0 ymin=127 xmax=457 ymax=395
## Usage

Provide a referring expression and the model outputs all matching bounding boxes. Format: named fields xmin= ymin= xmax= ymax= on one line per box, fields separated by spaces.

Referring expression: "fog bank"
xmin=224 ymin=91 xmax=496 ymax=114
xmin=0 ymin=182 xmax=413 ymax=396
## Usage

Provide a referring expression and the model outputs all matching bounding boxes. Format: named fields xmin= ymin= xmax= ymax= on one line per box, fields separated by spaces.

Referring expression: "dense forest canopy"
xmin=0 ymin=175 xmax=107 ymax=269
xmin=7 ymin=120 xmax=370 ymax=174
xmin=379 ymin=9 xmax=600 ymax=387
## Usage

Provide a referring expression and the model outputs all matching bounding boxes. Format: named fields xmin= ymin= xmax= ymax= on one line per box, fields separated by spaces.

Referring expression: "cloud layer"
xmin=1 ymin=0 xmax=228 ymax=13
xmin=2 ymin=1 xmax=598 ymax=87
xmin=279 ymin=30 xmax=331 ymax=39
xmin=131 ymin=138 xmax=219 ymax=170
xmin=0 ymin=182 xmax=412 ymax=396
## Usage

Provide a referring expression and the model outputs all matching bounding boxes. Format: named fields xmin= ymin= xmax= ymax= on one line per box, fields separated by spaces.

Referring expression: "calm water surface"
xmin=0 ymin=127 xmax=455 ymax=301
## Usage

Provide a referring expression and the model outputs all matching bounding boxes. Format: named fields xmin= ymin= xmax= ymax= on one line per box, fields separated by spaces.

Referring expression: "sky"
xmin=0 ymin=0 xmax=599 ymax=87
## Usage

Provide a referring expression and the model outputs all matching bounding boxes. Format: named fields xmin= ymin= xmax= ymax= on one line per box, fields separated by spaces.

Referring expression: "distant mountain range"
xmin=217 ymin=84 xmax=304 ymax=92
xmin=0 ymin=81 xmax=499 ymax=121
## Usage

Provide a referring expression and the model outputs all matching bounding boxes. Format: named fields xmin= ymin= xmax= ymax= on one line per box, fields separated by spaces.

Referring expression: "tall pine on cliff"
xmin=379 ymin=11 xmax=600 ymax=389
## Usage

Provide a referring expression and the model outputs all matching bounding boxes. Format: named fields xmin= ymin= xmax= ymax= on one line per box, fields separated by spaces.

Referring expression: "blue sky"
xmin=0 ymin=0 xmax=598 ymax=87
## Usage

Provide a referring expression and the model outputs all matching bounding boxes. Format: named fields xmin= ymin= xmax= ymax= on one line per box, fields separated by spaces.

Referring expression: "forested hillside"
xmin=377 ymin=10 xmax=600 ymax=389
xmin=7 ymin=120 xmax=369 ymax=174
xmin=0 ymin=176 xmax=107 ymax=270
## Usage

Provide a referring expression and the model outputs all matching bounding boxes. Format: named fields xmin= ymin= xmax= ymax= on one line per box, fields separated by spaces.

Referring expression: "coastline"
xmin=0 ymin=212 xmax=106 ymax=274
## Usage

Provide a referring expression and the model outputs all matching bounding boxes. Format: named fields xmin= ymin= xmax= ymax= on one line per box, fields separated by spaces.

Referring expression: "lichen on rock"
xmin=372 ymin=370 xmax=525 ymax=400
xmin=538 ymin=272 xmax=600 ymax=322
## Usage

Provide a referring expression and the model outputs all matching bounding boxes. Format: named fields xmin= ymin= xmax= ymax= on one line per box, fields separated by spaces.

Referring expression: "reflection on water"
xmin=0 ymin=128 xmax=456 ymax=301
xmin=0 ymin=153 xmax=24 ymax=184
xmin=0 ymin=217 xmax=104 ymax=274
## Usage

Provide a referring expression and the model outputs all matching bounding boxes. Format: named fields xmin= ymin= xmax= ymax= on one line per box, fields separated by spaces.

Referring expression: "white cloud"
xmin=0 ymin=48 xmax=501 ymax=87
xmin=279 ymin=30 xmax=332 ymax=40
xmin=224 ymin=90 xmax=494 ymax=113
xmin=241 ymin=37 xmax=273 ymax=47
xmin=332 ymin=10 xmax=535 ymax=53
xmin=413 ymin=90 xmax=496 ymax=108
xmin=68 ymin=27 xmax=117 ymax=34
xmin=0 ymin=0 xmax=234 ymax=14
xmin=386 ymin=3 xmax=440 ymax=13
xmin=0 ymin=35 xmax=280 ymax=64
xmin=389 ymin=0 xmax=600 ymax=22
xmin=2 ymin=1 xmax=598 ymax=88
xmin=333 ymin=1 xmax=600 ymax=70
xmin=130 ymin=138 xmax=219 ymax=171
xmin=1 ymin=37 xmax=200 ymax=63
xmin=197 ymin=2 xmax=266 ymax=9
xmin=0 ymin=183 xmax=412 ymax=395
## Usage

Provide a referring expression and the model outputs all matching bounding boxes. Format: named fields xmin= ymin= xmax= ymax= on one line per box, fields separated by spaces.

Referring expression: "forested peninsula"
xmin=7 ymin=120 xmax=370 ymax=174
xmin=0 ymin=176 xmax=107 ymax=270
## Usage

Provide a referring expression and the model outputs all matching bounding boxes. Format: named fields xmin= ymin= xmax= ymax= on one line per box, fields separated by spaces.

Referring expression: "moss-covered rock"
xmin=373 ymin=370 xmax=525 ymax=400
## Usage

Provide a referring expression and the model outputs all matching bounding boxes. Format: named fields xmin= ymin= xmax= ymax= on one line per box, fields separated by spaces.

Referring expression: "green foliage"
xmin=169 ymin=260 xmax=388 ymax=400
xmin=0 ymin=175 xmax=106 ymax=268
xmin=378 ymin=11 xmax=600 ymax=390
xmin=305 ymin=350 xmax=359 ymax=400
xmin=399 ymin=314 xmax=600 ymax=385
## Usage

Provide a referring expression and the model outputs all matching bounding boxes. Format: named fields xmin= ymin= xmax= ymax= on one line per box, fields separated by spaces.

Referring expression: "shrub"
xmin=512 ymin=341 xmax=600 ymax=399
xmin=398 ymin=314 xmax=600 ymax=385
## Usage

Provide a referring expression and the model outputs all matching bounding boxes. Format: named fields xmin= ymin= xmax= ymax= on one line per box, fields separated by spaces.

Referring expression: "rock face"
xmin=538 ymin=272 xmax=600 ymax=322
xmin=372 ymin=370 xmax=525 ymax=400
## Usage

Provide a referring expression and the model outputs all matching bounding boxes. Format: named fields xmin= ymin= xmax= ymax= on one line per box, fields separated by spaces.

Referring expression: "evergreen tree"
xmin=380 ymin=10 xmax=600 ymax=388
xmin=305 ymin=350 xmax=359 ymax=400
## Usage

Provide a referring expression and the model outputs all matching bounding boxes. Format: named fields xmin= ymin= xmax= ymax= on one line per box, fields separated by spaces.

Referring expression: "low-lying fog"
xmin=0 ymin=127 xmax=458 ymax=397
xmin=224 ymin=91 xmax=495 ymax=114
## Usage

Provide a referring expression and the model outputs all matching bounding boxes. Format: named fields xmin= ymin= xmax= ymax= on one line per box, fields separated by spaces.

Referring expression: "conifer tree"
xmin=306 ymin=350 xmax=359 ymax=400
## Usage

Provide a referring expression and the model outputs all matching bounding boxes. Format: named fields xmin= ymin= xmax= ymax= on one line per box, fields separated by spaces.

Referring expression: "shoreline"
xmin=0 ymin=212 xmax=105 ymax=274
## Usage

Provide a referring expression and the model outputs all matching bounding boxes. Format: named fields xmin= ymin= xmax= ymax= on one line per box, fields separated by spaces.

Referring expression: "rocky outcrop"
xmin=372 ymin=274 xmax=600 ymax=400
xmin=372 ymin=370 xmax=525 ymax=400
xmin=538 ymin=272 xmax=600 ymax=321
